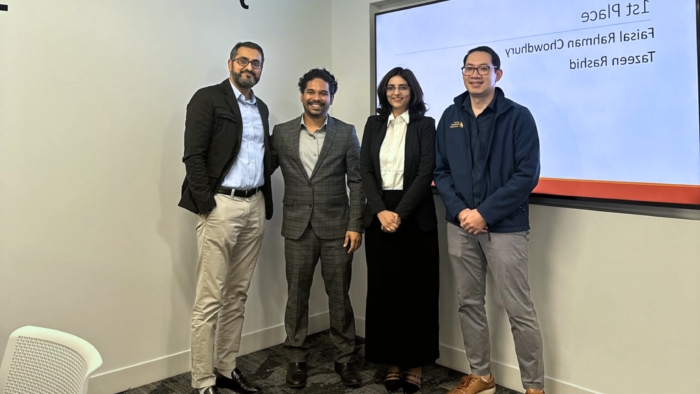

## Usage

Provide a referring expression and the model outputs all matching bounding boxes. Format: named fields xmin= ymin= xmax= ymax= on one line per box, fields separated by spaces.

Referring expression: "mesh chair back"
xmin=0 ymin=326 xmax=103 ymax=394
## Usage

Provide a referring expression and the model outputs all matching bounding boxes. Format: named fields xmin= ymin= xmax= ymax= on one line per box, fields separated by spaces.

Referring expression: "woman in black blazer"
xmin=360 ymin=67 xmax=439 ymax=394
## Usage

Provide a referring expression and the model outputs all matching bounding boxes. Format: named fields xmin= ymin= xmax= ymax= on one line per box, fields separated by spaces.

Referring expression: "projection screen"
xmin=375 ymin=0 xmax=700 ymax=206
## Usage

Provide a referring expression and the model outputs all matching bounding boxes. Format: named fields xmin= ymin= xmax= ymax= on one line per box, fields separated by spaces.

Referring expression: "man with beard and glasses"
xmin=269 ymin=68 xmax=364 ymax=389
xmin=179 ymin=41 xmax=273 ymax=394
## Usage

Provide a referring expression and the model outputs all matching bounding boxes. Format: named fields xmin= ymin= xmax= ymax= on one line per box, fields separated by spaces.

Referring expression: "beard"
xmin=231 ymin=69 xmax=258 ymax=89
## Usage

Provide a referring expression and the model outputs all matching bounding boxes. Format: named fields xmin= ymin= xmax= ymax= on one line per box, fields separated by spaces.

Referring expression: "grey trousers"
xmin=447 ymin=224 xmax=544 ymax=391
xmin=283 ymin=225 xmax=356 ymax=364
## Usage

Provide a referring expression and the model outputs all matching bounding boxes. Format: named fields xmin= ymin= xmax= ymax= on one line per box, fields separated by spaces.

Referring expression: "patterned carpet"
xmin=119 ymin=331 xmax=520 ymax=394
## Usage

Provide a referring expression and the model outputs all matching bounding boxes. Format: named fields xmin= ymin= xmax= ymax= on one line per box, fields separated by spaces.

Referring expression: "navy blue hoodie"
xmin=434 ymin=88 xmax=540 ymax=232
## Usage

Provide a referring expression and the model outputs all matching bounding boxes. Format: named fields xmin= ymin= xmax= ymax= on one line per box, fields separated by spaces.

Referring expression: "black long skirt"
xmin=364 ymin=191 xmax=440 ymax=368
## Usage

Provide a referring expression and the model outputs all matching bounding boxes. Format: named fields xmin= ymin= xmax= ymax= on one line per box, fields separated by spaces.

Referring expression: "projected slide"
xmin=376 ymin=0 xmax=700 ymax=205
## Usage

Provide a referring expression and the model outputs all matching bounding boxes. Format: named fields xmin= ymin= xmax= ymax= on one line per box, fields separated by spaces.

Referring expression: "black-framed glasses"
xmin=461 ymin=65 xmax=497 ymax=76
xmin=234 ymin=57 xmax=263 ymax=70
xmin=386 ymin=85 xmax=410 ymax=93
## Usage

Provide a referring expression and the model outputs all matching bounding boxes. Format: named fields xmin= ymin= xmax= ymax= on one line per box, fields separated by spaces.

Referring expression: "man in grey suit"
xmin=270 ymin=68 xmax=364 ymax=388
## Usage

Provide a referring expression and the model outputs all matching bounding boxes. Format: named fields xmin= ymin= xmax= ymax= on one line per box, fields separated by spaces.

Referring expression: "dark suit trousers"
xmin=283 ymin=224 xmax=356 ymax=363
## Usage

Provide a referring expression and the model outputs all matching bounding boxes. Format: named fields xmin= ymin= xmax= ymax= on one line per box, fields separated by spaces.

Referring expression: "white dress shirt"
xmin=379 ymin=111 xmax=409 ymax=190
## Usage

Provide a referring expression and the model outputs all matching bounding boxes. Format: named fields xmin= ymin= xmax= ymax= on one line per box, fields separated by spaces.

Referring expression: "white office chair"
xmin=0 ymin=326 xmax=103 ymax=394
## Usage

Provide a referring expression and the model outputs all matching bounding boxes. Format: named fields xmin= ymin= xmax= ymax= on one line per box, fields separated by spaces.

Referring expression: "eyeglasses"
xmin=234 ymin=57 xmax=263 ymax=70
xmin=461 ymin=65 xmax=497 ymax=76
xmin=386 ymin=85 xmax=410 ymax=93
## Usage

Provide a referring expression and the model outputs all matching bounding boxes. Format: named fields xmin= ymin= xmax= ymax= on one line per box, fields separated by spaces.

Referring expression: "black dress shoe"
xmin=193 ymin=387 xmax=221 ymax=394
xmin=334 ymin=362 xmax=362 ymax=387
xmin=286 ymin=362 xmax=308 ymax=388
xmin=215 ymin=368 xmax=262 ymax=393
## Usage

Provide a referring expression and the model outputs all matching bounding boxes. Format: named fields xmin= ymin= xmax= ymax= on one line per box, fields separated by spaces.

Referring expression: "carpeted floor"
xmin=119 ymin=331 xmax=520 ymax=394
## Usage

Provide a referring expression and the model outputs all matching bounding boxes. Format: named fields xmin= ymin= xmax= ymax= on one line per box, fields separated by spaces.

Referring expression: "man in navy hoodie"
xmin=435 ymin=46 xmax=545 ymax=394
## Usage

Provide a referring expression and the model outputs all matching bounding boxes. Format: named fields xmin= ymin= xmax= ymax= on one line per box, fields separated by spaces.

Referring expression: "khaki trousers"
xmin=191 ymin=192 xmax=266 ymax=389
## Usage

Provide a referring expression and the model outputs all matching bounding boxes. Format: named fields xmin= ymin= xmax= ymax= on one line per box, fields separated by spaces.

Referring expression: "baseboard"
xmin=89 ymin=317 xmax=604 ymax=394
xmin=437 ymin=343 xmax=605 ymax=394
xmin=354 ymin=315 xmax=365 ymax=337
xmin=89 ymin=312 xmax=331 ymax=394
xmin=89 ymin=349 xmax=191 ymax=394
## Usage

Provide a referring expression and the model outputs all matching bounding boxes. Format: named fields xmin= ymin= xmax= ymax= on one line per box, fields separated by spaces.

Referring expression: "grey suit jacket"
xmin=271 ymin=116 xmax=364 ymax=240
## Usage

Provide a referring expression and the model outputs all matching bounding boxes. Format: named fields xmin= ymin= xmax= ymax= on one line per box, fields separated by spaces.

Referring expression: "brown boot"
xmin=446 ymin=374 xmax=496 ymax=394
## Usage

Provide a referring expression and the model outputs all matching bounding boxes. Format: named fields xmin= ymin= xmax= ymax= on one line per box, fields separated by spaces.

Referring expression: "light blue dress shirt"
xmin=221 ymin=80 xmax=265 ymax=189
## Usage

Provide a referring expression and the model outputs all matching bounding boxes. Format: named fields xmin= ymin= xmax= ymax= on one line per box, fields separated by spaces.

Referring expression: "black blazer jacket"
xmin=360 ymin=114 xmax=437 ymax=231
xmin=179 ymin=79 xmax=273 ymax=219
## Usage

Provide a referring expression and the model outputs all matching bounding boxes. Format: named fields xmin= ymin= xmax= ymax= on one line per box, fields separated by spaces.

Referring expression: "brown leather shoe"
xmin=525 ymin=390 xmax=545 ymax=394
xmin=446 ymin=374 xmax=496 ymax=394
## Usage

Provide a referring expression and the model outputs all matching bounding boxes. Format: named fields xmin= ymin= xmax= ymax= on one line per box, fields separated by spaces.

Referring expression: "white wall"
xmin=0 ymin=1 xmax=335 ymax=393
xmin=333 ymin=1 xmax=700 ymax=393
xmin=2 ymin=1 xmax=699 ymax=394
